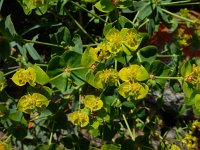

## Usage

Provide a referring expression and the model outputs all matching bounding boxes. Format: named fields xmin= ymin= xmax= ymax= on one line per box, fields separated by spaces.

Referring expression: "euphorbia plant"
xmin=0 ymin=0 xmax=200 ymax=149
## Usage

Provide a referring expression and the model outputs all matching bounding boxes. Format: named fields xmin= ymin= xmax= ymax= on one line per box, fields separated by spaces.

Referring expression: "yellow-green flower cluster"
xmin=192 ymin=120 xmax=200 ymax=132
xmin=185 ymin=65 xmax=200 ymax=85
xmin=180 ymin=8 xmax=200 ymax=24
xmin=11 ymin=67 xmax=36 ymax=86
xmin=68 ymin=110 xmax=89 ymax=127
xmin=118 ymin=64 xmax=149 ymax=100
xmin=0 ymin=142 xmax=12 ymax=150
xmin=169 ymin=144 xmax=180 ymax=150
xmin=17 ymin=93 xmax=49 ymax=114
xmin=83 ymin=95 xmax=103 ymax=112
xmin=182 ymin=133 xmax=198 ymax=150
xmin=68 ymin=95 xmax=103 ymax=127
xmin=176 ymin=28 xmax=191 ymax=47
xmin=94 ymin=69 xmax=119 ymax=88
xmin=88 ymin=28 xmax=142 ymax=62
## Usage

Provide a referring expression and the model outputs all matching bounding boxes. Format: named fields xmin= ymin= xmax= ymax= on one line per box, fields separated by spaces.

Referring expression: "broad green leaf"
xmin=71 ymin=34 xmax=83 ymax=54
xmin=102 ymin=144 xmax=120 ymax=150
xmin=117 ymin=0 xmax=133 ymax=8
xmin=182 ymin=81 xmax=193 ymax=99
xmin=49 ymin=75 xmax=67 ymax=91
xmin=47 ymin=56 xmax=63 ymax=77
xmin=35 ymin=4 xmax=48 ymax=15
xmin=60 ymin=51 xmax=82 ymax=68
xmin=180 ymin=60 xmax=192 ymax=77
xmin=118 ymin=16 xmax=133 ymax=28
xmin=103 ymin=23 xmax=113 ymax=36
xmin=137 ymin=2 xmax=152 ymax=20
xmin=95 ymin=0 xmax=114 ymax=13
xmin=32 ymin=64 xmax=49 ymax=85
xmin=71 ymin=68 xmax=88 ymax=86
xmin=4 ymin=15 xmax=17 ymax=38
xmin=137 ymin=45 xmax=157 ymax=63
xmin=25 ymin=35 xmax=43 ymax=62
xmin=8 ymin=111 xmax=27 ymax=125
xmin=89 ymin=128 xmax=100 ymax=137
xmin=122 ymin=101 xmax=135 ymax=108
xmin=195 ymin=94 xmax=200 ymax=110
xmin=81 ymin=47 xmax=96 ymax=67
xmin=50 ymin=26 xmax=71 ymax=55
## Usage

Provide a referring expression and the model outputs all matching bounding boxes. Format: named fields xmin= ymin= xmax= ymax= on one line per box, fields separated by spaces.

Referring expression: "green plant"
xmin=0 ymin=0 xmax=200 ymax=149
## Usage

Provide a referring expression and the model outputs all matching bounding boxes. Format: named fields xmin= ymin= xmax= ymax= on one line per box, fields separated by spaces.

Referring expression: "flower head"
xmin=11 ymin=67 xmax=36 ymax=86
xmin=84 ymin=95 xmax=103 ymax=111
xmin=94 ymin=69 xmax=118 ymax=88
xmin=118 ymin=81 xmax=149 ymax=100
xmin=119 ymin=65 xmax=149 ymax=82
xmin=68 ymin=110 xmax=89 ymax=127
xmin=17 ymin=93 xmax=49 ymax=114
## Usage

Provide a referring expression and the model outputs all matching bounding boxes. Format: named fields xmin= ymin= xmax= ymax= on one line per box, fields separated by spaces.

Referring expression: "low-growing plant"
xmin=0 ymin=0 xmax=200 ymax=149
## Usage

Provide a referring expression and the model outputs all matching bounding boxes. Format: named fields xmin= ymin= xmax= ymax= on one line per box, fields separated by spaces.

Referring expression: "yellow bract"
xmin=177 ymin=28 xmax=191 ymax=47
xmin=121 ymin=28 xmax=142 ymax=54
xmin=182 ymin=133 xmax=198 ymax=150
xmin=89 ymin=43 xmax=111 ymax=62
xmin=105 ymin=28 xmax=122 ymax=54
xmin=94 ymin=69 xmax=118 ymax=88
xmin=170 ymin=144 xmax=180 ymax=150
xmin=84 ymin=95 xmax=103 ymax=111
xmin=118 ymin=65 xmax=149 ymax=82
xmin=68 ymin=111 xmax=89 ymax=127
xmin=11 ymin=67 xmax=36 ymax=86
xmin=118 ymin=81 xmax=149 ymax=100
xmin=17 ymin=93 xmax=49 ymax=114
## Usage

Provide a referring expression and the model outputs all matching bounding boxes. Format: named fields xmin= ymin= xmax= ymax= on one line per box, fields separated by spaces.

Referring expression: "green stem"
xmin=157 ymin=55 xmax=179 ymax=58
xmin=48 ymin=121 xmax=55 ymax=145
xmin=133 ymin=11 xmax=139 ymax=25
xmin=35 ymin=63 xmax=48 ymax=67
xmin=19 ymin=38 xmax=64 ymax=49
xmin=154 ymin=76 xmax=183 ymax=80
xmin=83 ymin=43 xmax=98 ymax=48
xmin=161 ymin=1 xmax=200 ymax=6
xmin=122 ymin=114 xmax=135 ymax=141
xmin=161 ymin=0 xmax=191 ymax=5
xmin=162 ymin=2 xmax=200 ymax=6
xmin=3 ymin=69 xmax=18 ymax=76
xmin=138 ymin=19 xmax=149 ymax=29
xmin=70 ymin=67 xmax=86 ymax=71
xmin=136 ymin=52 xmax=142 ymax=63
xmin=70 ymin=1 xmax=106 ymax=23
xmin=65 ymin=9 xmax=96 ymax=43
xmin=4 ymin=134 xmax=12 ymax=143
xmin=49 ymin=73 xmax=63 ymax=82
xmin=114 ymin=59 xmax=117 ymax=70
xmin=161 ymin=8 xmax=197 ymax=24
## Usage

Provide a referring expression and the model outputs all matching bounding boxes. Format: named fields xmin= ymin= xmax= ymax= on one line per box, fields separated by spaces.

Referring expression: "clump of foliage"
xmin=0 ymin=0 xmax=200 ymax=149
